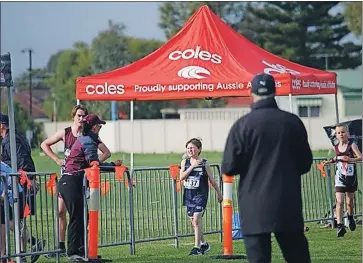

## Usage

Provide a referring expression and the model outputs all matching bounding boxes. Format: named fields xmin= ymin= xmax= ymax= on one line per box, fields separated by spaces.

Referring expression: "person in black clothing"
xmin=59 ymin=114 xmax=122 ymax=262
xmin=221 ymin=74 xmax=313 ymax=263
xmin=0 ymin=113 xmax=45 ymax=263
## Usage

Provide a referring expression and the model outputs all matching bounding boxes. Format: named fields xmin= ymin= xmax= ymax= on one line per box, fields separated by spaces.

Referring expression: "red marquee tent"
xmin=76 ymin=5 xmax=339 ymax=168
xmin=76 ymin=5 xmax=337 ymax=102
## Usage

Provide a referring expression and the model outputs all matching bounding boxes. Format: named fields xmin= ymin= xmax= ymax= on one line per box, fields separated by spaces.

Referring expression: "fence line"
xmin=0 ymin=172 xmax=61 ymax=263
xmin=1 ymin=158 xmax=361 ymax=261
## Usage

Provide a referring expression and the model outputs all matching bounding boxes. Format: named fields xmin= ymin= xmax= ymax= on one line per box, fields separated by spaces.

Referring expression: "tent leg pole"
xmin=130 ymin=100 xmax=134 ymax=170
xmin=289 ymin=94 xmax=293 ymax=113
xmin=334 ymin=94 xmax=339 ymax=123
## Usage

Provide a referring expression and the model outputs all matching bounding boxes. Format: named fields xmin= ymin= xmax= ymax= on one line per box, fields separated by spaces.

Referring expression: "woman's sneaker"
xmin=348 ymin=216 xmax=356 ymax=231
xmin=200 ymin=242 xmax=211 ymax=254
xmin=189 ymin=247 xmax=202 ymax=256
xmin=337 ymin=223 xmax=346 ymax=237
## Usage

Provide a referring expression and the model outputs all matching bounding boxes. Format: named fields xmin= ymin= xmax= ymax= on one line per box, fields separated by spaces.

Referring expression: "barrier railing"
xmin=0 ymin=171 xmax=61 ymax=263
xmin=97 ymin=166 xmax=133 ymax=254
xmin=96 ymin=164 xmax=222 ymax=255
xmin=1 ymin=158 xmax=361 ymax=261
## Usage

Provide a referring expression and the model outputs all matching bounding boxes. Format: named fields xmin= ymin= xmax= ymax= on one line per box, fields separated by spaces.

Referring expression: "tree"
xmin=88 ymin=20 xmax=131 ymax=120
xmin=344 ymin=2 xmax=362 ymax=37
xmin=0 ymin=101 xmax=44 ymax=148
xmin=46 ymin=51 xmax=64 ymax=73
xmin=127 ymin=37 xmax=164 ymax=61
xmin=13 ymin=68 xmax=51 ymax=90
xmin=241 ymin=2 xmax=361 ymax=70
xmin=43 ymin=42 xmax=93 ymax=121
xmin=158 ymin=2 xmax=246 ymax=39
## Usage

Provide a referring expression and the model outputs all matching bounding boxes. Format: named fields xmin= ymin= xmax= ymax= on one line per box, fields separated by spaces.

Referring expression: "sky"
xmin=1 ymin=2 xmax=165 ymax=78
xmin=1 ymin=2 xmax=361 ymax=78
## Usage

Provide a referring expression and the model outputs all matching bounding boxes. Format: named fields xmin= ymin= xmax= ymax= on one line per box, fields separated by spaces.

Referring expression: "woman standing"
xmin=59 ymin=114 xmax=122 ymax=261
xmin=180 ymin=138 xmax=223 ymax=256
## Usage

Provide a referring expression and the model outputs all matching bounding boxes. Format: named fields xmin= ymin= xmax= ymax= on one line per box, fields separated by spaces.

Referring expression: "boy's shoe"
xmin=200 ymin=242 xmax=211 ymax=254
xmin=348 ymin=216 xmax=356 ymax=231
xmin=189 ymin=247 xmax=202 ymax=256
xmin=337 ymin=224 xmax=346 ymax=237
xmin=30 ymin=239 xmax=45 ymax=263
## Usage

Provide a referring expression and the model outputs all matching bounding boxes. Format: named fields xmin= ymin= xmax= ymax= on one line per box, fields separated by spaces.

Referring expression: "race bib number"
xmin=184 ymin=176 xmax=200 ymax=189
xmin=337 ymin=162 xmax=354 ymax=176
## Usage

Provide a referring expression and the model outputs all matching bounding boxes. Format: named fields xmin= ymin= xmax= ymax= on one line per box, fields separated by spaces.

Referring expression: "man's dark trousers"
xmin=243 ymin=231 xmax=311 ymax=263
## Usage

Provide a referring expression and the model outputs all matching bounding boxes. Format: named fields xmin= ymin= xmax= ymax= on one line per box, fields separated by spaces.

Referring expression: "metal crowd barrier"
xmin=1 ymin=158 xmax=362 ymax=260
xmin=0 ymin=171 xmax=61 ymax=263
xmin=97 ymin=168 xmax=133 ymax=253
xmin=96 ymin=164 xmax=222 ymax=255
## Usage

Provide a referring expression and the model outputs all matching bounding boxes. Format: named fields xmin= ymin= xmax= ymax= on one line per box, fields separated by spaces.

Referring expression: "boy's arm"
xmin=205 ymin=164 xmax=223 ymax=202
xmin=350 ymin=143 xmax=362 ymax=162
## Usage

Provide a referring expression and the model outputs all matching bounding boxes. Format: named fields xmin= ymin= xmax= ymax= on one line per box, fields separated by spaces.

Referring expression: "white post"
xmin=7 ymin=86 xmax=22 ymax=263
xmin=130 ymin=100 xmax=134 ymax=170
xmin=334 ymin=94 xmax=340 ymax=123
xmin=289 ymin=94 xmax=293 ymax=113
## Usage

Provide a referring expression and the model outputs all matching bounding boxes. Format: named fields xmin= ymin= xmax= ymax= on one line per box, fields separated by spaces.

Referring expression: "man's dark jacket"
xmin=221 ymin=98 xmax=312 ymax=235
xmin=1 ymin=129 xmax=36 ymax=172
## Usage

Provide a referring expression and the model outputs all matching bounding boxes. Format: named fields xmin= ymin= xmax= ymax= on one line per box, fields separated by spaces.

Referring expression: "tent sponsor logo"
xmin=292 ymin=79 xmax=302 ymax=89
xmin=177 ymin=66 xmax=210 ymax=79
xmin=86 ymin=82 xmax=125 ymax=95
xmin=262 ymin=60 xmax=301 ymax=75
xmin=169 ymin=46 xmax=222 ymax=64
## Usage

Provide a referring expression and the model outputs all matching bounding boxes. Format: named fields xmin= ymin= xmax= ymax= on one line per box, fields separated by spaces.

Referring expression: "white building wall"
xmin=42 ymin=91 xmax=360 ymax=154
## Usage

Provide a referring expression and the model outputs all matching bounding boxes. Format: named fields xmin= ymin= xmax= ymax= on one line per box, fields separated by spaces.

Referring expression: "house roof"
xmin=0 ymin=88 xmax=50 ymax=120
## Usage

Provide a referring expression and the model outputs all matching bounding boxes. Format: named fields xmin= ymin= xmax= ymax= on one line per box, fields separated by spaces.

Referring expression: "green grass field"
xmin=32 ymin=150 xmax=332 ymax=172
xmin=23 ymin=150 xmax=362 ymax=262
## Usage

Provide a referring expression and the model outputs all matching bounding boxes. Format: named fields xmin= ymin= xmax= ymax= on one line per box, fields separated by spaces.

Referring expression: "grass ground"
xmin=96 ymin=224 xmax=362 ymax=263
xmin=26 ymin=150 xmax=362 ymax=262
xmin=32 ymin=150 xmax=331 ymax=172
xmin=41 ymin=225 xmax=362 ymax=263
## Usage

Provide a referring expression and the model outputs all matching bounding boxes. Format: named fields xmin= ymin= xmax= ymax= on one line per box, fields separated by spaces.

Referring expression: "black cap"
xmin=251 ymin=73 xmax=276 ymax=96
xmin=0 ymin=113 xmax=9 ymax=125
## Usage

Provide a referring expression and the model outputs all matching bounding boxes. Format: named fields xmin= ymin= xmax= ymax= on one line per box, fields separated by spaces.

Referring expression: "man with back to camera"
xmin=221 ymin=73 xmax=313 ymax=263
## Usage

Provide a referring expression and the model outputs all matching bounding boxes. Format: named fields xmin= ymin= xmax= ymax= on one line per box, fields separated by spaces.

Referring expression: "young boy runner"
xmin=180 ymin=138 xmax=223 ymax=255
